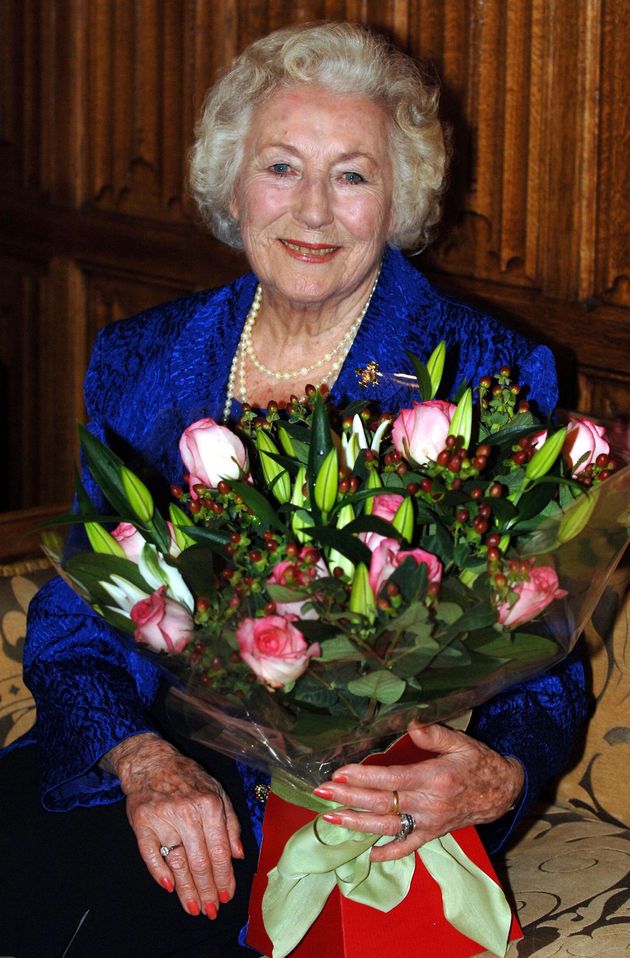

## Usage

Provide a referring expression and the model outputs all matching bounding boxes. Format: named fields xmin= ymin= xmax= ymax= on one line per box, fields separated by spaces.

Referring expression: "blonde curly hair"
xmin=189 ymin=22 xmax=447 ymax=252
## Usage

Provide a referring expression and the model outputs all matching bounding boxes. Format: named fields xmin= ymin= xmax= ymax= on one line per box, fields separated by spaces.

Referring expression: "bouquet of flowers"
xmin=44 ymin=344 xmax=630 ymax=958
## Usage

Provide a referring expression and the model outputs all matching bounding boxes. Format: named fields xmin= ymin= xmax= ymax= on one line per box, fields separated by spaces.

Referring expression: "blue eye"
xmin=342 ymin=171 xmax=365 ymax=184
xmin=270 ymin=163 xmax=291 ymax=175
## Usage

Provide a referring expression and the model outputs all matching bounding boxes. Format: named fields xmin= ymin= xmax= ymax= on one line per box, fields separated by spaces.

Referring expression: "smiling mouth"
xmin=280 ymin=239 xmax=340 ymax=257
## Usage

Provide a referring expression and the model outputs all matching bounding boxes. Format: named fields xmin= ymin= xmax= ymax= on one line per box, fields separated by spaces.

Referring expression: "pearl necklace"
xmin=222 ymin=270 xmax=380 ymax=422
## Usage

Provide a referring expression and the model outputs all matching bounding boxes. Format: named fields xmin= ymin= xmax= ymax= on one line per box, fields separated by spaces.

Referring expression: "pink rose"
xmin=368 ymin=537 xmax=442 ymax=597
xmin=130 ymin=585 xmax=195 ymax=653
xmin=112 ymin=521 xmax=181 ymax=559
xmin=267 ymin=547 xmax=328 ymax=619
xmin=497 ymin=566 xmax=568 ymax=629
xmin=179 ymin=417 xmax=248 ymax=494
xmin=360 ymin=493 xmax=404 ymax=552
xmin=236 ymin=615 xmax=321 ymax=688
xmin=372 ymin=493 xmax=404 ymax=522
xmin=112 ymin=522 xmax=146 ymax=562
xmin=392 ymin=400 xmax=457 ymax=465
xmin=563 ymin=416 xmax=609 ymax=475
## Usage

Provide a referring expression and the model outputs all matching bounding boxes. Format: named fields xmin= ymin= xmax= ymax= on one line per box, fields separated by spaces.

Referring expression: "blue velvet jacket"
xmin=18 ymin=246 xmax=587 ymax=853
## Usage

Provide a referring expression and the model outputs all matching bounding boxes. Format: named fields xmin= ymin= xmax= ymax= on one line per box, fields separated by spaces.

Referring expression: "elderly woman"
xmin=0 ymin=22 xmax=586 ymax=958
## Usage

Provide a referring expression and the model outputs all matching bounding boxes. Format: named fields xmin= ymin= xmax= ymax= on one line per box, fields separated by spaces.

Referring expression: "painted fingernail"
xmin=186 ymin=899 xmax=200 ymax=916
xmin=322 ymin=813 xmax=344 ymax=825
xmin=161 ymin=877 xmax=174 ymax=893
xmin=313 ymin=787 xmax=334 ymax=799
xmin=234 ymin=839 xmax=245 ymax=858
xmin=218 ymin=890 xmax=230 ymax=904
xmin=332 ymin=773 xmax=348 ymax=783
xmin=205 ymin=901 xmax=218 ymax=919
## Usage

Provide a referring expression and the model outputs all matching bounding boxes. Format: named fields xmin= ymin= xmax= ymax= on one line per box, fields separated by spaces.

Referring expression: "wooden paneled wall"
xmin=1 ymin=0 xmax=628 ymax=511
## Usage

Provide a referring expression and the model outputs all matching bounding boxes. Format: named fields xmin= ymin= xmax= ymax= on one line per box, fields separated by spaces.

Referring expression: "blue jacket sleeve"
xmin=22 ymin=324 xmax=168 ymax=810
xmin=468 ymin=648 xmax=588 ymax=853
xmin=24 ymin=577 xmax=161 ymax=810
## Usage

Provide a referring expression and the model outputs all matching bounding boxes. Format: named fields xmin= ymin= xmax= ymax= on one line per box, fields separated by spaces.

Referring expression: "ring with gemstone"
xmin=395 ymin=813 xmax=416 ymax=841
xmin=160 ymin=842 xmax=183 ymax=858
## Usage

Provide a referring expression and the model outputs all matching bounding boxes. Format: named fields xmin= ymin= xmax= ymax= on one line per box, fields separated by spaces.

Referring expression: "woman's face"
xmin=230 ymin=84 xmax=394 ymax=315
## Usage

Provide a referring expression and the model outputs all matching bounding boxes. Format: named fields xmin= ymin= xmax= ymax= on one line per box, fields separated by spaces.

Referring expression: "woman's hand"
xmin=103 ymin=733 xmax=244 ymax=917
xmin=313 ymin=722 xmax=524 ymax=862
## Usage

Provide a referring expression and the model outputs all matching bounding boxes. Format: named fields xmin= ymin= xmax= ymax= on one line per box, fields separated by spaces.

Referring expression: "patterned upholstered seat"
xmin=1 ymin=560 xmax=628 ymax=957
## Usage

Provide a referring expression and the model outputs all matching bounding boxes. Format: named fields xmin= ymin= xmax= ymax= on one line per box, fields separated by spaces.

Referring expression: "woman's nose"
xmin=294 ymin=175 xmax=334 ymax=230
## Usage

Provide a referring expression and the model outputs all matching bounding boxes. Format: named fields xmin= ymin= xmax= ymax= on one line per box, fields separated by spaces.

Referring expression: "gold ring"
xmin=390 ymin=790 xmax=400 ymax=815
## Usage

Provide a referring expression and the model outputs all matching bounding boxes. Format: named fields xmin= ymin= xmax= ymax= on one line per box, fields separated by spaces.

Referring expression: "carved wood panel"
xmin=0 ymin=256 xmax=55 ymax=510
xmin=0 ymin=0 xmax=628 ymax=512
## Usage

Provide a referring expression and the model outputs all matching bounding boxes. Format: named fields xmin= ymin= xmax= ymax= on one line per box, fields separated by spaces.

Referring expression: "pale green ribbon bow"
xmin=262 ymin=776 xmax=512 ymax=958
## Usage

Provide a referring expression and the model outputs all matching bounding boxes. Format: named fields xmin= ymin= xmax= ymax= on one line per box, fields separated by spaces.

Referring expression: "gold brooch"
xmin=355 ymin=360 xmax=380 ymax=389
xmin=254 ymin=783 xmax=271 ymax=803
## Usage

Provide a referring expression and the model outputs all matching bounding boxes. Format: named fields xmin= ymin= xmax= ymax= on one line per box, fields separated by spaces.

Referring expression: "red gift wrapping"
xmin=247 ymin=734 xmax=522 ymax=958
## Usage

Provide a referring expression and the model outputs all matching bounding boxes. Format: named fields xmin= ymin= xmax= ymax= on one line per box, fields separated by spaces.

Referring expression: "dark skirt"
xmin=0 ymin=689 xmax=262 ymax=958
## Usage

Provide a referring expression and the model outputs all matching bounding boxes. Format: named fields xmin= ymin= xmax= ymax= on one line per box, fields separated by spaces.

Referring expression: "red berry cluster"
xmin=510 ymin=434 xmax=539 ymax=468
xmin=576 ymin=452 xmax=618 ymax=487
xmin=479 ymin=366 xmax=529 ymax=423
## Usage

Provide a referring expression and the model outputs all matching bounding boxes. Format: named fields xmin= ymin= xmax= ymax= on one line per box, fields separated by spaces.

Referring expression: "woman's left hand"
xmin=313 ymin=722 xmax=524 ymax=862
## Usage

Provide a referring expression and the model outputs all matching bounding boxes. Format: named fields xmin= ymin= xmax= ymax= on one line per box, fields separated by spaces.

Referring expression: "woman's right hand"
xmin=103 ymin=732 xmax=244 ymax=919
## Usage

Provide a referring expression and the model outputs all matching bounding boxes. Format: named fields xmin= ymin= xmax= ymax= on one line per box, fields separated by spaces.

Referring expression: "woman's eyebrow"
xmin=258 ymin=144 xmax=378 ymax=165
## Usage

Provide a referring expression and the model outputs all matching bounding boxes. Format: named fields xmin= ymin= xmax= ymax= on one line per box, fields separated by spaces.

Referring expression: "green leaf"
xmin=63 ymin=552 xmax=152 ymax=608
xmin=347 ymin=669 xmax=406 ymax=704
xmin=447 ymin=602 xmax=497 ymax=634
xmin=404 ymin=351 xmax=432 ymax=401
xmin=179 ymin=526 xmax=230 ymax=557
xmin=484 ymin=498 xmax=518 ymax=523
xmin=266 ymin=582 xmax=310 ymax=603
xmin=343 ymin=399 xmax=370 ymax=419
xmin=388 ymin=600 xmax=430 ymax=633
xmin=308 ymin=527 xmax=372 ymax=566
xmin=342 ymin=514 xmax=401 ymax=540
xmin=74 ymin=465 xmax=97 ymax=518
xmin=475 ymin=631 xmax=559 ymax=666
xmin=388 ymin=556 xmax=428 ymax=603
xmin=173 ymin=544 xmax=216 ymax=602
xmin=485 ymin=417 xmax=538 ymax=447
xmin=452 ymin=378 xmax=469 ymax=404
xmin=292 ymin=674 xmax=338 ymax=709
xmin=78 ymin=425 xmax=130 ymax=518
xmin=430 ymin=639 xmax=471 ymax=668
xmin=97 ymin=606 xmax=137 ymax=636
xmin=435 ymin=601 xmax=464 ymax=625
xmin=230 ymin=479 xmax=288 ymax=532
xmin=78 ymin=426 xmax=170 ymax=551
xmin=390 ymin=642 xmax=440 ymax=678
xmin=317 ymin=636 xmax=364 ymax=662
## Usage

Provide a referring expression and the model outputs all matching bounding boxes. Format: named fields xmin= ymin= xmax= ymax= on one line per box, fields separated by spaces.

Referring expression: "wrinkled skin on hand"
xmin=314 ymin=722 xmax=525 ymax=862
xmin=103 ymin=733 xmax=244 ymax=917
